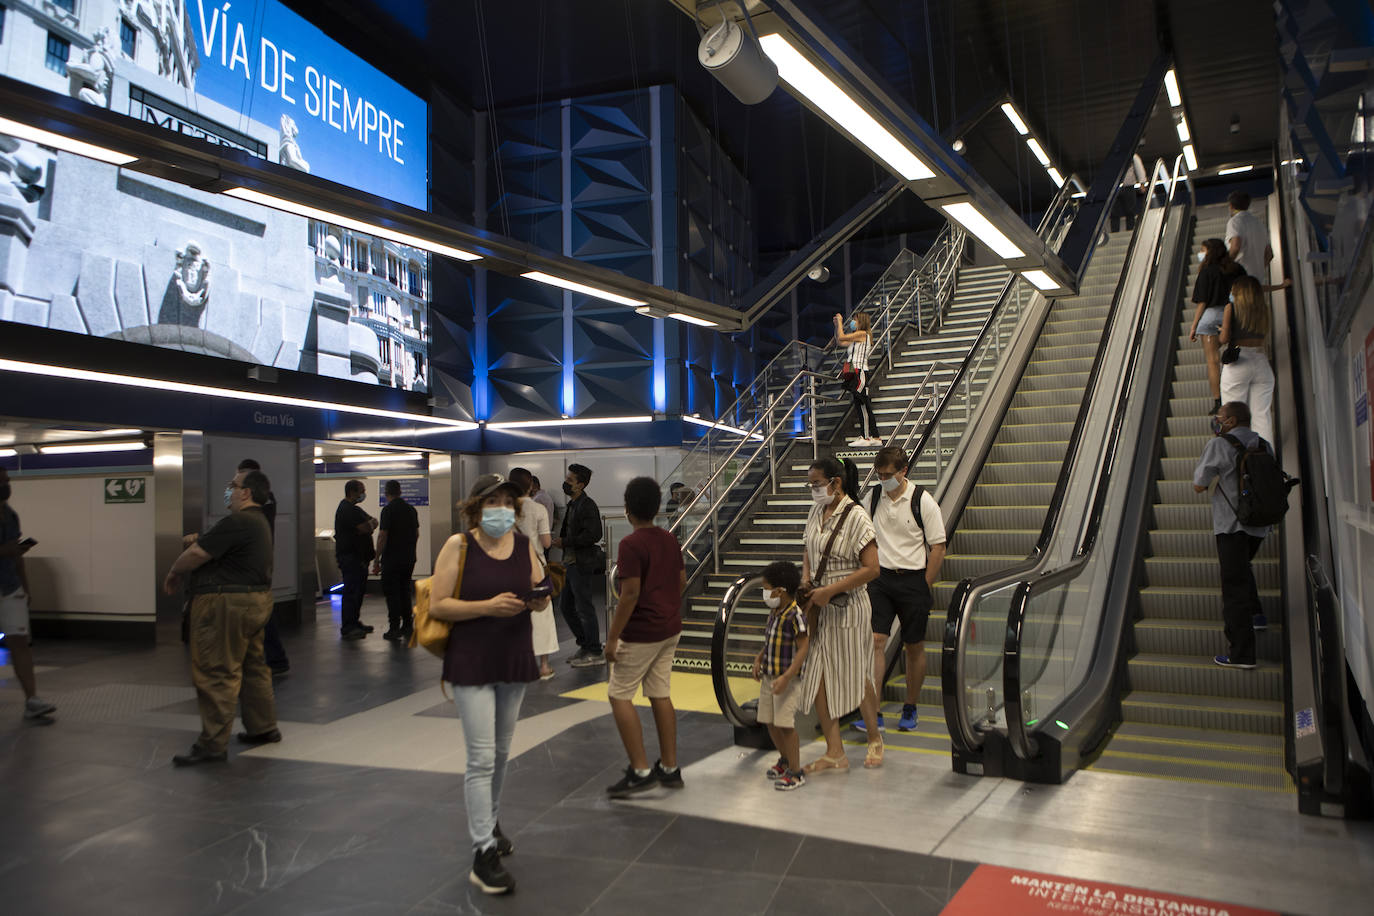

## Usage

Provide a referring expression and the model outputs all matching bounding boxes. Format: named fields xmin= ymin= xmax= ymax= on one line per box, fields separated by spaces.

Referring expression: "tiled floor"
xmin=1 ymin=595 xmax=1371 ymax=915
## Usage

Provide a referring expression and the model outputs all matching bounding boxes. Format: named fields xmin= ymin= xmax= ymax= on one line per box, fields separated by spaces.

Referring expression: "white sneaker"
xmin=24 ymin=696 xmax=56 ymax=719
xmin=846 ymin=437 xmax=866 ymax=447
xmin=867 ymin=437 xmax=885 ymax=446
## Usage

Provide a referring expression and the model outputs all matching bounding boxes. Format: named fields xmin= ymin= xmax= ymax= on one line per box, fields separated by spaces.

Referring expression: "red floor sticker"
xmin=943 ymin=864 xmax=1278 ymax=916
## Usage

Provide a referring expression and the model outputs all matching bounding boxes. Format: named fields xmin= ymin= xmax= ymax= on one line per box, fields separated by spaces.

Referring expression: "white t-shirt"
xmin=847 ymin=334 xmax=873 ymax=371
xmin=1225 ymin=210 xmax=1269 ymax=282
xmin=869 ymin=482 xmax=947 ymax=570
xmin=516 ymin=498 xmax=551 ymax=561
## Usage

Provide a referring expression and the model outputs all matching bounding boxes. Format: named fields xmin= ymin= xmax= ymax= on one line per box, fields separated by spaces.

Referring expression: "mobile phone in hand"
xmin=18 ymin=537 xmax=37 ymax=549
xmin=523 ymin=585 xmax=553 ymax=602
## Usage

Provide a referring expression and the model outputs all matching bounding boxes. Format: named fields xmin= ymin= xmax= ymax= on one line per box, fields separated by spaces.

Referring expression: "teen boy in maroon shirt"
xmin=604 ymin=477 xmax=686 ymax=798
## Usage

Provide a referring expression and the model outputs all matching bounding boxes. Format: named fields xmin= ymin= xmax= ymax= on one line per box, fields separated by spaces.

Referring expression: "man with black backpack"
xmin=853 ymin=446 xmax=946 ymax=733
xmin=1193 ymin=401 xmax=1286 ymax=670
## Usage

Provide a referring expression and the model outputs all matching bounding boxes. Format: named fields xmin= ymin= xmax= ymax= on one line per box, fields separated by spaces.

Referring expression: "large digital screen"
xmin=0 ymin=0 xmax=431 ymax=393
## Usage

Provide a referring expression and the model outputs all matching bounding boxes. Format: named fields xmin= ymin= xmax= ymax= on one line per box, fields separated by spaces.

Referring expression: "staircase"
xmin=1086 ymin=202 xmax=1290 ymax=792
xmin=672 ymin=262 xmax=1014 ymax=676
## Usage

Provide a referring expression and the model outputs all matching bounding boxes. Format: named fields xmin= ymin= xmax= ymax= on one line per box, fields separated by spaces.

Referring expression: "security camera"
xmin=807 ymin=265 xmax=830 ymax=283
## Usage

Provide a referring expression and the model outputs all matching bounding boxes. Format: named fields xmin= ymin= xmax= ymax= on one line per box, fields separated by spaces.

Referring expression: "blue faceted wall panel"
xmin=484 ymin=273 xmax=564 ymax=419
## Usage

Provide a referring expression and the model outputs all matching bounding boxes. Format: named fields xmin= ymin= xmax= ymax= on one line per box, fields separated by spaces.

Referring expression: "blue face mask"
xmin=848 ymin=320 xmax=858 ymax=331
xmin=1228 ymin=292 xmax=1235 ymax=304
xmin=480 ymin=506 xmax=516 ymax=537
xmin=1197 ymin=251 xmax=1207 ymax=263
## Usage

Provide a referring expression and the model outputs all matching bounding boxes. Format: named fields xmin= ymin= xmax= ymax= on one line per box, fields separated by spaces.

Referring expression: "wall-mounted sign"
xmin=104 ymin=478 xmax=147 ymax=504
xmin=380 ymin=477 xmax=429 ymax=507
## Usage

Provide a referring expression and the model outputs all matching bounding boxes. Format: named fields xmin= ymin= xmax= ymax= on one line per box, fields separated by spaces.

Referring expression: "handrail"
xmin=941 ymin=158 xmax=1181 ymax=757
xmin=711 ymin=573 xmax=765 ymax=728
xmin=1002 ymin=156 xmax=1192 ymax=759
xmin=1305 ymin=556 xmax=1347 ymax=799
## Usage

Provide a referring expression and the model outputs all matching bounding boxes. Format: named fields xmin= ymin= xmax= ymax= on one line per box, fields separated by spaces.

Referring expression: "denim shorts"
xmin=1197 ymin=306 xmax=1224 ymax=337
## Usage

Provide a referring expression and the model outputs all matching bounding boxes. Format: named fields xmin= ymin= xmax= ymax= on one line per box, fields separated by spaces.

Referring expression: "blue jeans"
xmin=450 ymin=681 xmax=527 ymax=852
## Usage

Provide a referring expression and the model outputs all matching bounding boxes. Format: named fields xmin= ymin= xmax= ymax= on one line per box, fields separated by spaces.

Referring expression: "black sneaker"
xmin=236 ymin=728 xmax=283 ymax=746
xmin=570 ymin=651 xmax=606 ymax=668
xmin=652 ymin=760 xmax=684 ymax=789
xmin=493 ymin=822 xmax=514 ymax=856
xmin=469 ymin=845 xmax=514 ymax=895
xmin=172 ymin=744 xmax=228 ymax=767
xmin=341 ymin=627 xmax=366 ymax=641
xmin=566 ymin=647 xmax=590 ymax=665
xmin=270 ymin=665 xmax=290 ymax=679
xmin=360 ymin=624 xmax=375 ymax=633
xmin=382 ymin=628 xmax=405 ymax=641
xmin=607 ymin=765 xmax=657 ymax=798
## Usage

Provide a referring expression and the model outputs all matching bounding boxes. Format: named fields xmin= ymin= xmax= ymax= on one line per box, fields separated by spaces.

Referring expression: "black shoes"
xmin=172 ymin=744 xmax=228 ymax=767
xmin=341 ymin=626 xmax=367 ymax=641
xmin=493 ymin=822 xmax=514 ymax=856
xmin=270 ymin=665 xmax=290 ymax=679
xmin=469 ymin=845 xmax=515 ymax=895
xmin=607 ymin=765 xmax=659 ymax=798
xmin=652 ymin=760 xmax=684 ymax=789
xmin=237 ymin=728 xmax=282 ymax=745
xmin=360 ymin=624 xmax=375 ymax=633
xmin=382 ymin=628 xmax=405 ymax=641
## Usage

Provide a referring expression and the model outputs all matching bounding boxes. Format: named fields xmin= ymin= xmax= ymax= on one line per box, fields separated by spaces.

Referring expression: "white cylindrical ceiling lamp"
xmin=699 ymin=17 xmax=779 ymax=105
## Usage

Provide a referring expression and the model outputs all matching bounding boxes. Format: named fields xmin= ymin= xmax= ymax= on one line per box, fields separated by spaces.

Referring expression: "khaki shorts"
xmin=0 ymin=588 xmax=30 ymax=637
xmin=608 ymin=634 xmax=679 ymax=700
xmin=756 ymin=674 xmax=802 ymax=729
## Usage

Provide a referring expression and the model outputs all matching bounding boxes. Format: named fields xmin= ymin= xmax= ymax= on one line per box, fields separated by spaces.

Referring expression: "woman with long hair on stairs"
xmin=835 ymin=312 xmax=883 ymax=448
xmin=797 ymin=456 xmax=883 ymax=773
xmin=1220 ymin=275 xmax=1288 ymax=447
xmin=1188 ymin=237 xmax=1245 ymax=413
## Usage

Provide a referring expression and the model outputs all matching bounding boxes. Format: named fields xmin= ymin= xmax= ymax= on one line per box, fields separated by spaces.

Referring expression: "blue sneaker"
xmin=851 ymin=714 xmax=884 ymax=733
xmin=897 ymin=704 xmax=919 ymax=731
xmin=1214 ymin=654 xmax=1256 ymax=670
xmin=1252 ymin=614 xmax=1268 ymax=631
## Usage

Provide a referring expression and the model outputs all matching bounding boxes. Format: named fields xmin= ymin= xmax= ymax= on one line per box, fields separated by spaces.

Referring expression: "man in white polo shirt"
xmin=853 ymin=446 xmax=946 ymax=734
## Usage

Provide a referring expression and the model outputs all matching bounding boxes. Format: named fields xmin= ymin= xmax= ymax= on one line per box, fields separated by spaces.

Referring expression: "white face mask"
xmin=880 ymin=475 xmax=902 ymax=493
xmin=761 ymin=589 xmax=783 ymax=609
xmin=1197 ymin=251 xmax=1207 ymax=263
xmin=810 ymin=484 xmax=832 ymax=505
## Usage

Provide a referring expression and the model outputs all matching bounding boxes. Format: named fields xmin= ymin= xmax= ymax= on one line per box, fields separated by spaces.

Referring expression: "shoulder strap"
xmin=1221 ymin=433 xmax=1248 ymax=455
xmin=909 ymin=484 xmax=928 ymax=539
xmin=866 ymin=484 xmax=881 ymax=517
xmin=453 ymin=533 xmax=468 ymax=598
xmin=814 ymin=502 xmax=856 ymax=584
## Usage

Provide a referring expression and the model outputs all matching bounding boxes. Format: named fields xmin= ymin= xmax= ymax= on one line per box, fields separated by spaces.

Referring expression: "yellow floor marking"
xmin=1088 ymin=766 xmax=1295 ymax=794
xmin=560 ymin=671 xmax=759 ymax=713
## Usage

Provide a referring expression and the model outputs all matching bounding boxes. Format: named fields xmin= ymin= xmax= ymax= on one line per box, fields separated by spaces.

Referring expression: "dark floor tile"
xmin=515 ymin=804 xmax=675 ymax=862
xmin=638 ymin=814 xmax=803 ymax=875
xmin=105 ymin=871 xmax=265 ymax=916
xmin=767 ymin=877 xmax=945 ymax=916
xmin=476 ymin=762 xmax=608 ymax=808
xmin=258 ymin=791 xmax=429 ymax=834
xmin=270 ymin=848 xmax=458 ymax=908
xmin=166 ymin=824 xmax=375 ymax=892
xmin=788 ymin=836 xmax=969 ymax=891
xmin=587 ymin=862 xmax=782 ymax=916
xmin=227 ymin=890 xmax=402 ymax=916
xmin=2 ymin=759 xmax=142 ymax=802
xmin=421 ymin=852 xmax=628 ymax=915
xmin=59 ymin=812 xmax=249 ymax=869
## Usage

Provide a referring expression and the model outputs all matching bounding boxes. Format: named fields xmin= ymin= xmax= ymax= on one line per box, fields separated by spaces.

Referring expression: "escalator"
xmin=1086 ymin=201 xmax=1290 ymax=791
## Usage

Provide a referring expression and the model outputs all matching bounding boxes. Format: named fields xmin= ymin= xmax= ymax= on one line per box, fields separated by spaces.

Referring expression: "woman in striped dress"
xmin=799 ymin=456 xmax=883 ymax=772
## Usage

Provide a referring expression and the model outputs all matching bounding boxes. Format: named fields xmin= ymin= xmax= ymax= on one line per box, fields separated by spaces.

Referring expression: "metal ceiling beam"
xmin=1056 ymin=52 xmax=1172 ymax=280
xmin=739 ymin=177 xmax=905 ymax=327
xmin=748 ymin=1 xmax=1077 ymax=293
xmin=0 ymin=77 xmax=744 ymax=331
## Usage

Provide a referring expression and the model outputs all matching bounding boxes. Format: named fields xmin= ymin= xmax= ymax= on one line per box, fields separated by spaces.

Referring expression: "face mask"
xmin=1228 ymin=293 xmax=1235 ymax=304
xmin=761 ymin=589 xmax=783 ymax=609
xmin=848 ymin=320 xmax=858 ymax=331
xmin=562 ymin=481 xmax=575 ymax=497
xmin=1197 ymin=251 xmax=1206 ymax=263
xmin=480 ymin=507 xmax=516 ymax=537
xmin=1210 ymin=417 xmax=1226 ymax=436
xmin=880 ymin=476 xmax=902 ymax=493
xmin=811 ymin=484 xmax=832 ymax=505
xmin=0 ymin=484 xmax=10 ymax=502
xmin=223 ymin=486 xmax=234 ymax=509
xmin=355 ymin=493 xmax=366 ymax=504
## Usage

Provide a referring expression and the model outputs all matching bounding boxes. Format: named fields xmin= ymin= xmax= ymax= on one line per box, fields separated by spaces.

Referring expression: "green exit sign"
xmin=104 ymin=478 xmax=147 ymax=504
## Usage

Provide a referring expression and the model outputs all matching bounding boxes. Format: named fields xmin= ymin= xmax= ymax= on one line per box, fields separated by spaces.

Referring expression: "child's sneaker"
xmin=765 ymin=756 xmax=788 ymax=780
xmin=652 ymin=760 xmax=684 ymax=789
xmin=775 ymin=770 xmax=806 ymax=791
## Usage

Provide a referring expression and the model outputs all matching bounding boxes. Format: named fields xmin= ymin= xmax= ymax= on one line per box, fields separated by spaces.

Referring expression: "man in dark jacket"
xmin=334 ymin=479 xmax=377 ymax=641
xmin=163 ymin=468 xmax=279 ymax=765
xmin=553 ymin=463 xmax=604 ymax=666
xmin=372 ymin=479 xmax=419 ymax=641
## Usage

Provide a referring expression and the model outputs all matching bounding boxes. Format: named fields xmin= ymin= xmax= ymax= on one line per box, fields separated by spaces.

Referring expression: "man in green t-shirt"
xmin=163 ymin=468 xmax=278 ymax=766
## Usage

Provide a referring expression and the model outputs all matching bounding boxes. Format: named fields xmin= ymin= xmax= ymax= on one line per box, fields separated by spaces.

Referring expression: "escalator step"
xmin=1127 ymin=654 xmax=1282 ymax=700
xmin=1120 ymin=690 xmax=1282 ymax=734
xmin=1088 ymin=750 xmax=1293 ymax=793
xmin=1136 ymin=586 xmax=1281 ymax=619
xmin=1143 ymin=556 xmax=1279 ymax=590
xmin=1133 ymin=618 xmax=1284 ymax=659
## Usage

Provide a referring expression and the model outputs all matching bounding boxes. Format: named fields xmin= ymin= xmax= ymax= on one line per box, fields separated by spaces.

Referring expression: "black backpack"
xmin=865 ymin=483 xmax=930 ymax=541
xmin=1220 ymin=434 xmax=1295 ymax=527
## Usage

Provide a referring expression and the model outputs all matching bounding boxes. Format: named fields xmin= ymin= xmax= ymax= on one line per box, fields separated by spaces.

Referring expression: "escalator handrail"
xmin=941 ymin=158 xmax=1180 ymax=757
xmin=1305 ymin=555 xmax=1347 ymax=796
xmin=711 ymin=573 xmax=765 ymax=728
xmin=1001 ymin=155 xmax=1193 ymax=760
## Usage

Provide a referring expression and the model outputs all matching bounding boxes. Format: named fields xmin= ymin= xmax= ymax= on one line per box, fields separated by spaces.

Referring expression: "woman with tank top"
xmin=429 ymin=473 xmax=551 ymax=896
xmin=1220 ymin=276 xmax=1280 ymax=446
xmin=1188 ymin=238 xmax=1246 ymax=413
xmin=835 ymin=312 xmax=882 ymax=448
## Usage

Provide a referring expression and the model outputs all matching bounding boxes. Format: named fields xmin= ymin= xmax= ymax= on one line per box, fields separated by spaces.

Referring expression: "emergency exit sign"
xmin=104 ymin=478 xmax=147 ymax=504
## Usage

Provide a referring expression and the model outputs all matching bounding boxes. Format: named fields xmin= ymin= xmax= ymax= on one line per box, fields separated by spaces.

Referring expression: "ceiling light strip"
xmin=1021 ymin=269 xmax=1060 ymax=291
xmin=682 ymin=415 xmax=765 ymax=440
xmin=485 ymin=415 xmax=654 ymax=431
xmin=520 ymin=271 xmax=645 ymax=307
xmin=38 ymin=441 xmax=148 ymax=455
xmin=0 ymin=359 xmax=478 ymax=430
xmin=0 ymin=115 xmax=137 ymax=166
xmin=223 ymin=187 xmax=481 ymax=262
xmin=1000 ymin=103 xmax=1029 ymax=136
xmin=940 ymin=202 xmax=1025 ymax=259
xmin=759 ymin=33 xmax=935 ymax=181
xmin=1217 ymin=165 xmax=1254 ymax=176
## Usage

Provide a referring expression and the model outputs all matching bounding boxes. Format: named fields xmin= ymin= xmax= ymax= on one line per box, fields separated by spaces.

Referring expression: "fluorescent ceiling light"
xmin=1182 ymin=144 xmax=1198 ymax=171
xmin=0 ymin=115 xmax=137 ymax=166
xmin=1164 ymin=69 xmax=1181 ymax=107
xmin=51 ymin=427 xmax=143 ymax=437
xmin=1046 ymin=167 xmax=1065 ymax=188
xmin=1217 ymin=165 xmax=1254 ymax=176
xmin=0 ymin=359 xmax=477 ymax=430
xmin=223 ymin=187 xmax=480 ymax=262
xmin=1071 ymin=191 xmax=1087 ymax=199
xmin=0 ymin=448 xmax=16 ymax=458
xmin=940 ymin=202 xmax=1026 ymax=259
xmin=669 ymin=312 xmax=719 ymax=327
xmin=683 ymin=415 xmax=765 ymax=440
xmin=1022 ymin=269 xmax=1060 ymax=291
xmin=1026 ymin=138 xmax=1051 ymax=167
xmin=486 ymin=415 xmax=653 ymax=431
xmin=521 ymin=271 xmax=645 ymax=307
xmin=1176 ymin=118 xmax=1191 ymax=143
xmin=760 ymin=33 xmax=935 ymax=181
xmin=313 ymin=457 xmax=324 ymax=464
xmin=1000 ymin=103 xmax=1029 ymax=135
xmin=39 ymin=441 xmax=147 ymax=455
xmin=347 ymin=452 xmax=423 ymax=464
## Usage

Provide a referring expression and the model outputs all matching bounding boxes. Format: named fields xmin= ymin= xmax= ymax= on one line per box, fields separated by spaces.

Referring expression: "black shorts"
xmin=868 ymin=568 xmax=933 ymax=644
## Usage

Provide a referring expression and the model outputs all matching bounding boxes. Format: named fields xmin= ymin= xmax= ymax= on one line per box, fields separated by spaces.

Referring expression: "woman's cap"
xmin=468 ymin=473 xmax=522 ymax=502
